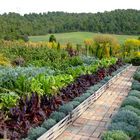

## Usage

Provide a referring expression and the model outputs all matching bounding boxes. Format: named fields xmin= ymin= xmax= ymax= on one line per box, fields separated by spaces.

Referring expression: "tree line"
xmin=0 ymin=9 xmax=139 ymax=41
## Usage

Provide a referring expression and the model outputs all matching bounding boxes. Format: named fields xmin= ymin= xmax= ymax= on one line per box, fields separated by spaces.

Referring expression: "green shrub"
xmin=50 ymin=111 xmax=66 ymax=122
xmin=121 ymin=105 xmax=140 ymax=116
xmin=129 ymin=90 xmax=140 ymax=99
xmin=73 ymin=96 xmax=85 ymax=103
xmin=85 ymin=89 xmax=94 ymax=94
xmin=131 ymin=57 xmax=140 ymax=66
xmin=58 ymin=104 xmax=73 ymax=115
xmin=100 ymin=79 xmax=107 ymax=84
xmin=70 ymin=101 xmax=80 ymax=108
xmin=121 ymin=96 xmax=140 ymax=109
xmin=41 ymin=119 xmax=56 ymax=130
xmin=133 ymin=72 xmax=140 ymax=81
xmin=104 ymin=76 xmax=112 ymax=81
xmin=111 ymin=110 xmax=140 ymax=128
xmin=89 ymin=84 xmax=101 ymax=91
xmin=108 ymin=122 xmax=139 ymax=138
xmin=131 ymin=80 xmax=140 ymax=91
xmin=49 ymin=35 xmax=56 ymax=42
xmin=28 ymin=127 xmax=46 ymax=140
xmin=82 ymin=92 xmax=91 ymax=98
xmin=102 ymin=130 xmax=130 ymax=140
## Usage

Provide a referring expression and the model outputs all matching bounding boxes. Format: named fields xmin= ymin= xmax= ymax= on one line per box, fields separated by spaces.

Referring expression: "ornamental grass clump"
xmin=50 ymin=111 xmax=66 ymax=122
xmin=28 ymin=127 xmax=46 ymax=140
xmin=73 ymin=96 xmax=85 ymax=103
xmin=101 ymin=130 xmax=130 ymax=140
xmin=58 ymin=104 xmax=73 ymax=115
xmin=41 ymin=119 xmax=56 ymax=130
xmin=129 ymin=90 xmax=140 ymax=99
xmin=70 ymin=101 xmax=80 ymax=108
xmin=131 ymin=80 xmax=140 ymax=91
xmin=108 ymin=122 xmax=139 ymax=138
xmin=133 ymin=71 xmax=140 ymax=82
xmin=111 ymin=110 xmax=140 ymax=128
xmin=121 ymin=96 xmax=140 ymax=109
xmin=120 ymin=105 xmax=140 ymax=116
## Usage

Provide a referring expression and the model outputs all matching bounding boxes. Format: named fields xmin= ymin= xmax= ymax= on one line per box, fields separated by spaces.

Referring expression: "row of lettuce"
xmin=0 ymin=56 xmax=126 ymax=139
xmin=102 ymin=67 xmax=140 ymax=140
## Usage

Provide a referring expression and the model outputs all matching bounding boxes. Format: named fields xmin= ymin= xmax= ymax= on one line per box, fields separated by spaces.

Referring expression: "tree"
xmin=49 ymin=35 xmax=56 ymax=42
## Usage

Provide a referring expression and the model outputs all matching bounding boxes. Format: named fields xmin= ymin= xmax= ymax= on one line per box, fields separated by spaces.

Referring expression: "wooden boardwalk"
xmin=56 ymin=66 xmax=137 ymax=140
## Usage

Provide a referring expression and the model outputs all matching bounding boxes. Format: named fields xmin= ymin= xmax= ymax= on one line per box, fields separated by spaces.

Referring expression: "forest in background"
xmin=0 ymin=9 xmax=139 ymax=40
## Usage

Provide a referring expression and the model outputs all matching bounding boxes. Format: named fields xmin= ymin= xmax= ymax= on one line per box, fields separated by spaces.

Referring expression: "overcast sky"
xmin=0 ymin=0 xmax=140 ymax=15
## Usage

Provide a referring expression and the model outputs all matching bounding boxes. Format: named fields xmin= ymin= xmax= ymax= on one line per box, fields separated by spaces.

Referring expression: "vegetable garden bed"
xmin=38 ymin=64 xmax=132 ymax=140
xmin=0 ymin=58 xmax=128 ymax=140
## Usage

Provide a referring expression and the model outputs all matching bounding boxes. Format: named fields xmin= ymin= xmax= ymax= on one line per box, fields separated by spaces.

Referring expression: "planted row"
xmin=0 ymin=58 xmax=117 ymax=111
xmin=102 ymin=67 xmax=140 ymax=140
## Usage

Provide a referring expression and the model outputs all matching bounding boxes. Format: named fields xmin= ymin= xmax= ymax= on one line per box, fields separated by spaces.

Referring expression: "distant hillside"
xmin=0 ymin=9 xmax=140 ymax=40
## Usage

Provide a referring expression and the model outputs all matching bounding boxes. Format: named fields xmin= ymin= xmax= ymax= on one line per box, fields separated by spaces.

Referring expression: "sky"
xmin=0 ymin=0 xmax=140 ymax=15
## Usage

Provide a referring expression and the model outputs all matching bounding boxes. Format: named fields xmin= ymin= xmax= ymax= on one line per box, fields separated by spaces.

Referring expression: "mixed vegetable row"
xmin=0 ymin=57 xmax=125 ymax=139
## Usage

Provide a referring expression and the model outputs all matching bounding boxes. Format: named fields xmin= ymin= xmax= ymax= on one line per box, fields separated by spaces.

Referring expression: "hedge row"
xmin=102 ymin=67 xmax=140 ymax=140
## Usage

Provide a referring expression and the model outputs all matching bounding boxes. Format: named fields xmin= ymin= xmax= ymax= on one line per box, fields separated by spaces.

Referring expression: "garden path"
xmin=56 ymin=66 xmax=137 ymax=140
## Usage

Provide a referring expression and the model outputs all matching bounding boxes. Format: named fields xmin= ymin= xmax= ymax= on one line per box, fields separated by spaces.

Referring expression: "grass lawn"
xmin=29 ymin=32 xmax=138 ymax=45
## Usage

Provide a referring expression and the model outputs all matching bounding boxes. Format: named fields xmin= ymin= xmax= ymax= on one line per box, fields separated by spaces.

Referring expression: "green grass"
xmin=29 ymin=32 xmax=138 ymax=45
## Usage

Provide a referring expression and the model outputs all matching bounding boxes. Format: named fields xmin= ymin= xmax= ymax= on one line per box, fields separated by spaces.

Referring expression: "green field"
xmin=29 ymin=32 xmax=138 ymax=45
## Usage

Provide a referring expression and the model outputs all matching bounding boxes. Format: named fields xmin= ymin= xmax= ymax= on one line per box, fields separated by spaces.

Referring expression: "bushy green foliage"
xmin=68 ymin=56 xmax=83 ymax=67
xmin=121 ymin=96 xmax=140 ymax=109
xmin=0 ymin=92 xmax=19 ymax=110
xmin=131 ymin=80 xmax=140 ymax=91
xmin=111 ymin=110 xmax=140 ymax=128
xmin=82 ymin=92 xmax=91 ymax=98
xmin=84 ymin=89 xmax=93 ymax=94
xmin=81 ymin=56 xmax=97 ymax=65
xmin=102 ymin=130 xmax=130 ymax=140
xmin=28 ymin=127 xmax=46 ymax=140
xmin=50 ymin=111 xmax=66 ymax=122
xmin=133 ymin=71 xmax=140 ymax=81
xmin=94 ymin=35 xmax=119 ymax=59
xmin=58 ymin=104 xmax=73 ymax=115
xmin=108 ymin=122 xmax=140 ymax=138
xmin=73 ymin=96 xmax=85 ymax=103
xmin=120 ymin=105 xmax=140 ymax=116
xmin=100 ymin=79 xmax=107 ymax=84
xmin=69 ymin=101 xmax=80 ymax=108
xmin=129 ymin=90 xmax=140 ymax=99
xmin=41 ymin=119 xmax=56 ymax=130
xmin=49 ymin=35 xmax=56 ymax=42
xmin=89 ymin=84 xmax=101 ymax=91
xmin=131 ymin=57 xmax=140 ymax=66
xmin=104 ymin=76 xmax=112 ymax=81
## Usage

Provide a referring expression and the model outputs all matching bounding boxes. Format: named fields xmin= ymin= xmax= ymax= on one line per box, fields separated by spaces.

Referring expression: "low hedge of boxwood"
xmin=23 ymin=65 xmax=130 ymax=140
xmin=102 ymin=67 xmax=140 ymax=140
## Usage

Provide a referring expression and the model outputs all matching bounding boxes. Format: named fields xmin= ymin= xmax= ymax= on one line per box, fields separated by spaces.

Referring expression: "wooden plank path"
xmin=56 ymin=66 xmax=137 ymax=140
